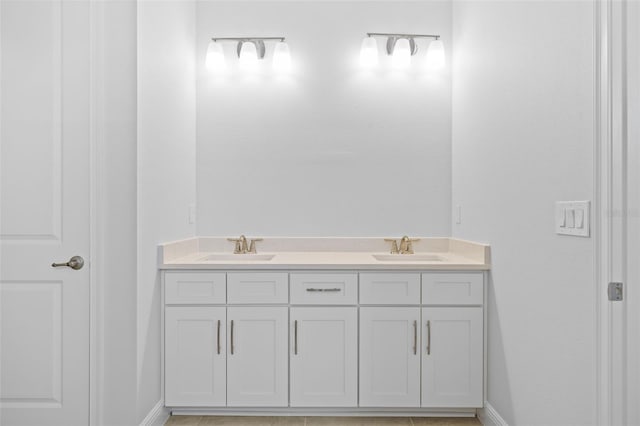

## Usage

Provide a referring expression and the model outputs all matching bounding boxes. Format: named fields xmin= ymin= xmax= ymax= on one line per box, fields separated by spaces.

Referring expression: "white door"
xmin=226 ymin=307 xmax=288 ymax=407
xmin=359 ymin=307 xmax=421 ymax=407
xmin=421 ymin=307 xmax=483 ymax=407
xmin=165 ymin=307 xmax=226 ymax=407
xmin=0 ymin=1 xmax=91 ymax=425
xmin=290 ymin=307 xmax=357 ymax=407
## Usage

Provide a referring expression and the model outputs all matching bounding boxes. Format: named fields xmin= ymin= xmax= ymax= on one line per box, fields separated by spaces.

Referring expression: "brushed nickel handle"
xmin=426 ymin=320 xmax=431 ymax=355
xmin=306 ymin=288 xmax=341 ymax=292
xmin=51 ymin=255 xmax=84 ymax=270
xmin=217 ymin=320 xmax=221 ymax=355
xmin=413 ymin=320 xmax=417 ymax=355
xmin=230 ymin=320 xmax=234 ymax=355
xmin=294 ymin=320 xmax=298 ymax=355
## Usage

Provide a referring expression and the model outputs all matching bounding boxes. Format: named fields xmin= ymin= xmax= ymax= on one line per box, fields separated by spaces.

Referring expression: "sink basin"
xmin=372 ymin=254 xmax=444 ymax=262
xmin=199 ymin=254 xmax=275 ymax=262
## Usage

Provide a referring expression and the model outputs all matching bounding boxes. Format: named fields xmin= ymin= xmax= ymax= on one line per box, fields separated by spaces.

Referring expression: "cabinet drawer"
xmin=227 ymin=272 xmax=288 ymax=304
xmin=359 ymin=273 xmax=421 ymax=305
xmin=165 ymin=272 xmax=226 ymax=304
xmin=290 ymin=273 xmax=358 ymax=305
xmin=422 ymin=273 xmax=483 ymax=305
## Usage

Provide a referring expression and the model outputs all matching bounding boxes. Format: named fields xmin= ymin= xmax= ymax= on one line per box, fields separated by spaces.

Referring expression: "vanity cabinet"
xmin=226 ymin=307 xmax=289 ymax=406
xmin=290 ymin=307 xmax=358 ymax=407
xmin=359 ymin=307 xmax=421 ymax=407
xmin=163 ymin=269 xmax=485 ymax=413
xmin=422 ymin=307 xmax=483 ymax=407
xmin=165 ymin=306 xmax=226 ymax=407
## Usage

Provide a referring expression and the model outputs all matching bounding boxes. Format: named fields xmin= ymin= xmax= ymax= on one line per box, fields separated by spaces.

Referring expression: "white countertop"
xmin=158 ymin=237 xmax=491 ymax=270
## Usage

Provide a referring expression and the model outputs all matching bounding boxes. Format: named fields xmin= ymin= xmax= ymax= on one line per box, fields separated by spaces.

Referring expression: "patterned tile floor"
xmin=165 ymin=416 xmax=481 ymax=426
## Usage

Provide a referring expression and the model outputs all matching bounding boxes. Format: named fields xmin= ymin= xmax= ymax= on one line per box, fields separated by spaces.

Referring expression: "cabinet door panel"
xmin=290 ymin=307 xmax=358 ymax=407
xmin=227 ymin=307 xmax=288 ymax=407
xmin=422 ymin=307 xmax=483 ymax=407
xmin=359 ymin=307 xmax=421 ymax=407
xmin=165 ymin=307 xmax=226 ymax=407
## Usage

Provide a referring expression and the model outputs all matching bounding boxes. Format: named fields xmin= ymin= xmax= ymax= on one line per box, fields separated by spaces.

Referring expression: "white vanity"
xmin=159 ymin=237 xmax=490 ymax=417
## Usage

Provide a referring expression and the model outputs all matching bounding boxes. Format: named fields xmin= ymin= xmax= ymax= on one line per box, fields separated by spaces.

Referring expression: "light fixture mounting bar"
xmin=210 ymin=37 xmax=286 ymax=42
xmin=366 ymin=32 xmax=440 ymax=40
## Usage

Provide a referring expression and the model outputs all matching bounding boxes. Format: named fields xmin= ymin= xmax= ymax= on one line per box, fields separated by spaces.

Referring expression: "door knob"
xmin=51 ymin=255 xmax=85 ymax=270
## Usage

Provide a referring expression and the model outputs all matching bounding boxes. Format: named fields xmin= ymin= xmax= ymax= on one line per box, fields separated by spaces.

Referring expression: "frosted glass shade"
xmin=273 ymin=41 xmax=292 ymax=73
xmin=426 ymin=39 xmax=445 ymax=70
xmin=392 ymin=38 xmax=411 ymax=68
xmin=239 ymin=41 xmax=259 ymax=69
xmin=360 ymin=36 xmax=378 ymax=67
xmin=205 ymin=41 xmax=225 ymax=71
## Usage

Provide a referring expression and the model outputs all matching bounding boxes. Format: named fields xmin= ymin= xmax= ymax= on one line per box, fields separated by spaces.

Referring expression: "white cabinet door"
xmin=227 ymin=307 xmax=289 ymax=407
xmin=165 ymin=307 xmax=226 ymax=407
xmin=422 ymin=307 xmax=483 ymax=407
xmin=359 ymin=307 xmax=421 ymax=407
xmin=290 ymin=307 xmax=358 ymax=407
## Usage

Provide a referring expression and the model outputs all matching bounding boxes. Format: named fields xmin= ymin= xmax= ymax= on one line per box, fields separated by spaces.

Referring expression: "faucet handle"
xmin=248 ymin=238 xmax=263 ymax=254
xmin=227 ymin=238 xmax=243 ymax=254
xmin=384 ymin=239 xmax=400 ymax=254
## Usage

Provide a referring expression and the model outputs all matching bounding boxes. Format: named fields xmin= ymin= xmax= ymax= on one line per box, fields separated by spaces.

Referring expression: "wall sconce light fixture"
xmin=206 ymin=37 xmax=291 ymax=73
xmin=360 ymin=33 xmax=445 ymax=71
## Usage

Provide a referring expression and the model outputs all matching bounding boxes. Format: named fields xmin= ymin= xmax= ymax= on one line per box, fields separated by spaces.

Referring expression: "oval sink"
xmin=373 ymin=254 xmax=443 ymax=262
xmin=199 ymin=254 xmax=275 ymax=262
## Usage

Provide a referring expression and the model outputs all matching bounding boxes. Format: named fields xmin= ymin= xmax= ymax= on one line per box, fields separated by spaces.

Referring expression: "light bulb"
xmin=239 ymin=41 xmax=259 ymax=70
xmin=392 ymin=38 xmax=411 ymax=68
xmin=426 ymin=39 xmax=445 ymax=71
xmin=205 ymin=41 xmax=225 ymax=72
xmin=359 ymin=36 xmax=378 ymax=67
xmin=273 ymin=41 xmax=292 ymax=73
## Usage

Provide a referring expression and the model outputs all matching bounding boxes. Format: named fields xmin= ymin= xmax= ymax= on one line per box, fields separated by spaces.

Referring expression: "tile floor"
xmin=164 ymin=416 xmax=481 ymax=426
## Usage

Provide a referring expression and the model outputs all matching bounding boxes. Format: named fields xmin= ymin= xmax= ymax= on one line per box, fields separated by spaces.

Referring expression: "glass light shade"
xmin=392 ymin=38 xmax=411 ymax=68
xmin=239 ymin=41 xmax=259 ymax=69
xmin=359 ymin=36 xmax=378 ymax=67
xmin=205 ymin=41 xmax=225 ymax=71
xmin=426 ymin=39 xmax=445 ymax=70
xmin=273 ymin=41 xmax=292 ymax=73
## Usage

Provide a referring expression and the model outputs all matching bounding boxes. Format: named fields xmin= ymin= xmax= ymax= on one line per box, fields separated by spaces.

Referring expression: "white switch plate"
xmin=555 ymin=201 xmax=590 ymax=237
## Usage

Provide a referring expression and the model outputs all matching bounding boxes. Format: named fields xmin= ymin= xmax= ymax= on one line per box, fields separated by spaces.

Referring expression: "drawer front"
xmin=422 ymin=273 xmax=483 ymax=305
xmin=227 ymin=272 xmax=289 ymax=304
xmin=290 ymin=273 xmax=358 ymax=305
xmin=359 ymin=273 xmax=421 ymax=305
xmin=165 ymin=272 xmax=226 ymax=304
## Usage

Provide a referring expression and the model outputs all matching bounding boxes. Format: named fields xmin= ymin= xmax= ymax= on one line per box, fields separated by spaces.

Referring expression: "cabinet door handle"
xmin=294 ymin=320 xmax=298 ymax=355
xmin=217 ymin=320 xmax=221 ymax=355
xmin=413 ymin=320 xmax=417 ymax=355
xmin=426 ymin=320 xmax=431 ymax=355
xmin=306 ymin=288 xmax=341 ymax=292
xmin=230 ymin=320 xmax=234 ymax=355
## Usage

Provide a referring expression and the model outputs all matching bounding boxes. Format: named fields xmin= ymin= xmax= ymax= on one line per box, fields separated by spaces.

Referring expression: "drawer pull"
xmin=413 ymin=320 xmax=417 ymax=355
xmin=306 ymin=288 xmax=341 ymax=292
xmin=294 ymin=320 xmax=298 ymax=355
xmin=217 ymin=320 xmax=221 ymax=355
xmin=230 ymin=320 xmax=234 ymax=355
xmin=426 ymin=320 xmax=431 ymax=355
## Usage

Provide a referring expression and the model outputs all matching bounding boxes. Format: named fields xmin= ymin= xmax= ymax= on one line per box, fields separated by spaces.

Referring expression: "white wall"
xmin=137 ymin=0 xmax=197 ymax=422
xmin=196 ymin=1 xmax=452 ymax=237
xmin=451 ymin=2 xmax=596 ymax=425
xmin=94 ymin=1 xmax=138 ymax=424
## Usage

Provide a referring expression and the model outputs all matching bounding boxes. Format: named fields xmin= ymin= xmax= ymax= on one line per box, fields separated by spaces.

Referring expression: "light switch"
xmin=556 ymin=201 xmax=590 ymax=237
xmin=575 ymin=209 xmax=584 ymax=229
xmin=565 ymin=209 xmax=575 ymax=228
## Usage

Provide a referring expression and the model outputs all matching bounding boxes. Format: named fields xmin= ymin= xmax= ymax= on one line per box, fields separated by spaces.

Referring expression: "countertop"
xmin=158 ymin=237 xmax=490 ymax=271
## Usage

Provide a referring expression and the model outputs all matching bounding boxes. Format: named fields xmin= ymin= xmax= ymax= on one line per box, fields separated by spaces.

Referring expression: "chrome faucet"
xmin=227 ymin=235 xmax=263 ymax=254
xmin=385 ymin=236 xmax=420 ymax=254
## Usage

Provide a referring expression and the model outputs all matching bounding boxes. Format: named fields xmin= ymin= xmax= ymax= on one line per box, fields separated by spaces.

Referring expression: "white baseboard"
xmin=477 ymin=402 xmax=508 ymax=426
xmin=140 ymin=401 xmax=170 ymax=426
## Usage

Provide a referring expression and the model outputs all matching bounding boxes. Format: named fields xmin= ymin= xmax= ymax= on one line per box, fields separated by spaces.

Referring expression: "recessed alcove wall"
xmin=195 ymin=1 xmax=453 ymax=237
